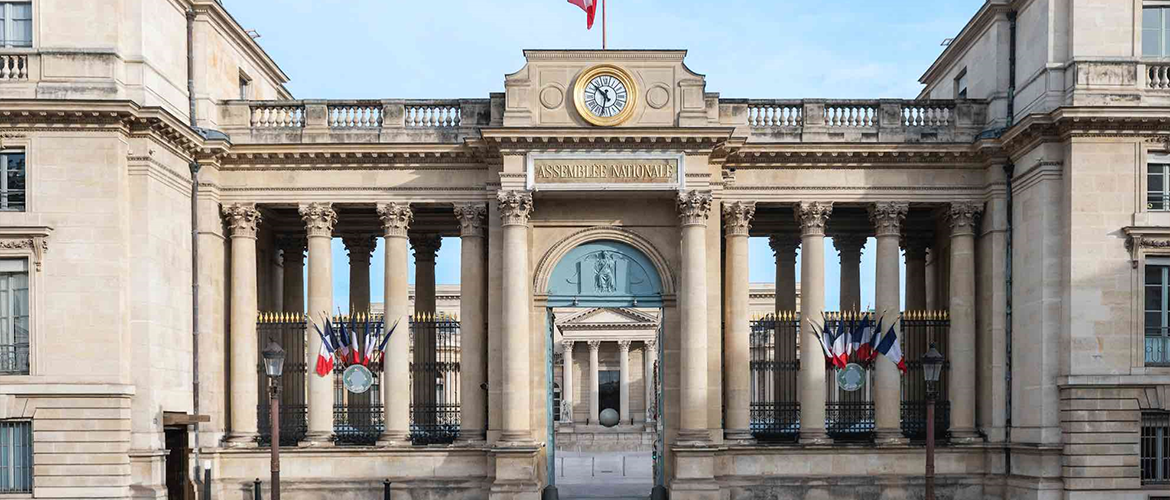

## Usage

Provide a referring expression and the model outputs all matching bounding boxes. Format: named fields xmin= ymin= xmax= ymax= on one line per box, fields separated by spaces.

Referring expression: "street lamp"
xmin=921 ymin=342 xmax=944 ymax=500
xmin=261 ymin=341 xmax=286 ymax=500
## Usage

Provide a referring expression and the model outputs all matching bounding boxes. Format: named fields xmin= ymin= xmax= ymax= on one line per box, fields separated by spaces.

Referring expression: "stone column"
xmin=498 ymin=191 xmax=534 ymax=443
xmin=722 ymin=201 xmax=755 ymax=442
xmin=300 ymin=202 xmax=337 ymax=446
xmin=618 ymin=340 xmax=632 ymax=425
xmin=948 ymin=202 xmax=982 ymax=443
xmin=377 ymin=203 xmax=412 ymax=446
xmin=344 ymin=235 xmax=376 ymax=313
xmin=834 ymin=234 xmax=867 ymax=311
xmin=278 ymin=236 xmax=306 ymax=313
xmin=270 ymin=250 xmax=284 ymax=312
xmin=561 ymin=340 xmax=575 ymax=424
xmin=677 ymin=191 xmax=713 ymax=442
xmin=903 ymin=236 xmax=930 ymax=311
xmin=644 ymin=339 xmax=656 ymax=423
xmin=223 ymin=203 xmax=262 ymax=446
xmin=769 ymin=234 xmax=800 ymax=312
xmin=588 ymin=340 xmax=601 ymax=424
xmin=796 ymin=202 xmax=832 ymax=444
xmin=870 ymin=202 xmax=908 ymax=445
xmin=411 ymin=235 xmax=442 ymax=314
xmin=410 ymin=233 xmax=441 ymax=427
xmin=455 ymin=203 xmax=488 ymax=442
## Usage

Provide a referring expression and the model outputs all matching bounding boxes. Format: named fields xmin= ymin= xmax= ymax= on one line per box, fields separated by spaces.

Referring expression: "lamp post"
xmin=261 ymin=341 xmax=286 ymax=500
xmin=921 ymin=342 xmax=944 ymax=500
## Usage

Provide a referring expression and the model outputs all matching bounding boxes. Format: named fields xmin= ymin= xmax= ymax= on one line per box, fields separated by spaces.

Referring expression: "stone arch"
xmin=534 ymin=226 xmax=676 ymax=299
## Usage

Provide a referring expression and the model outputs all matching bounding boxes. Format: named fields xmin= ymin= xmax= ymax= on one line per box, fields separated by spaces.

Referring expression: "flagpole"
xmin=602 ymin=0 xmax=607 ymax=50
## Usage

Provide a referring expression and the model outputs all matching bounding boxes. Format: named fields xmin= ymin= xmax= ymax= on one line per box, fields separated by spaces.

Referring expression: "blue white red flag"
xmin=875 ymin=320 xmax=907 ymax=373
xmin=567 ymin=0 xmax=597 ymax=29
xmin=308 ymin=314 xmax=337 ymax=377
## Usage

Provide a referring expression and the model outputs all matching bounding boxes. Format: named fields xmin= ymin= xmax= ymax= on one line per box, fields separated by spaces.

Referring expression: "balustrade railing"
xmin=250 ymin=104 xmax=304 ymax=128
xmin=405 ymin=103 xmax=461 ymax=128
xmin=0 ymin=341 xmax=28 ymax=375
xmin=749 ymin=312 xmax=801 ymax=442
xmin=824 ymin=103 xmax=878 ymax=128
xmin=747 ymin=101 xmax=803 ymax=128
xmin=1147 ymin=327 xmax=1170 ymax=366
xmin=1150 ymin=63 xmax=1170 ymax=90
xmin=0 ymin=54 xmax=27 ymax=81
xmin=900 ymin=310 xmax=951 ymax=439
xmin=328 ymin=103 xmax=383 ymax=128
xmin=903 ymin=101 xmax=953 ymax=127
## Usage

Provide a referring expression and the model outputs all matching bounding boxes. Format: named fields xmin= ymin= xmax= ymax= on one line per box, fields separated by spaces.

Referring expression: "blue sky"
xmin=227 ymin=0 xmax=985 ymax=311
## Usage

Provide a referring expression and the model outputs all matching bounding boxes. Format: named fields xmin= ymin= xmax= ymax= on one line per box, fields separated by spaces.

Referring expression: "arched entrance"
xmin=537 ymin=234 xmax=669 ymax=497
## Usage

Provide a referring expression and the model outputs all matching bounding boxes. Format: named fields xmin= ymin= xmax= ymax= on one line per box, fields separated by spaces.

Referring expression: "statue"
xmin=560 ymin=399 xmax=574 ymax=423
xmin=594 ymin=251 xmax=616 ymax=293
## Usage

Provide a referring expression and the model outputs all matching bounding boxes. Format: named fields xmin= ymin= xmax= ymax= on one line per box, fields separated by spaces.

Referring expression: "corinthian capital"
xmin=769 ymin=234 xmax=801 ymax=257
xmin=497 ymin=191 xmax=534 ymax=226
xmin=343 ymin=234 xmax=377 ymax=261
xmin=677 ymin=190 xmax=713 ymax=227
xmin=299 ymin=202 xmax=337 ymax=239
xmin=410 ymin=234 xmax=442 ymax=261
xmin=454 ymin=203 xmax=487 ymax=238
xmin=722 ymin=201 xmax=756 ymax=237
xmin=222 ymin=203 xmax=262 ymax=238
xmin=377 ymin=202 xmax=413 ymax=238
xmin=869 ymin=202 xmax=908 ymax=238
xmin=794 ymin=202 xmax=833 ymax=236
xmin=948 ymin=202 xmax=983 ymax=236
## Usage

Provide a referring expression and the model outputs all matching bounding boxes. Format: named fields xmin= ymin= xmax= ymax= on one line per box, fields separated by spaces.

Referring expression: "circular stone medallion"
xmin=836 ymin=363 xmax=866 ymax=392
xmin=342 ymin=364 xmax=374 ymax=394
xmin=646 ymin=85 xmax=670 ymax=109
xmin=540 ymin=85 xmax=565 ymax=109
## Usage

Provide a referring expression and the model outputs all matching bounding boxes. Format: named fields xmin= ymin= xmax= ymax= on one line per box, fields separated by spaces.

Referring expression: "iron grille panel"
xmin=0 ymin=420 xmax=32 ymax=493
xmin=900 ymin=312 xmax=951 ymax=439
xmin=257 ymin=316 xmax=308 ymax=446
xmin=749 ymin=314 xmax=800 ymax=441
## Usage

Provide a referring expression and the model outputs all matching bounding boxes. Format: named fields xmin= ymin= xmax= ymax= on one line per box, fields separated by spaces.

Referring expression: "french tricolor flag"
xmin=875 ymin=321 xmax=907 ymax=373
xmin=308 ymin=315 xmax=337 ymax=377
xmin=567 ymin=0 xmax=597 ymax=29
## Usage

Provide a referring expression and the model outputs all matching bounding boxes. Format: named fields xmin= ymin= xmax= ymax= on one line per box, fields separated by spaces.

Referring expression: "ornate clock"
xmin=573 ymin=64 xmax=638 ymax=126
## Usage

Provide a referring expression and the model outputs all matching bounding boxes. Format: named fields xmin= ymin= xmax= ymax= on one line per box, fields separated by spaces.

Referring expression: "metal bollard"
xmin=201 ymin=465 xmax=211 ymax=500
xmin=650 ymin=485 xmax=669 ymax=500
xmin=383 ymin=479 xmax=392 ymax=500
xmin=253 ymin=478 xmax=262 ymax=500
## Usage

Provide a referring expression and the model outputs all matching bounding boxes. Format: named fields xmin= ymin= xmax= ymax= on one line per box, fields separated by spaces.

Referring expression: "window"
xmin=1146 ymin=412 xmax=1170 ymax=484
xmin=0 ymin=2 xmax=30 ymax=48
xmin=1152 ymin=155 xmax=1170 ymax=211
xmin=239 ymin=74 xmax=251 ymax=100
xmin=954 ymin=70 xmax=968 ymax=99
xmin=0 ymin=150 xmax=23 ymax=212
xmin=0 ymin=259 xmax=28 ymax=375
xmin=1146 ymin=6 xmax=1170 ymax=58
xmin=0 ymin=420 xmax=32 ymax=493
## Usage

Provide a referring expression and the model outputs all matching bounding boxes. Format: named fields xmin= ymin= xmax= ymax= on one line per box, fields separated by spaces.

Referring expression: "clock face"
xmin=582 ymin=75 xmax=629 ymax=118
xmin=573 ymin=65 xmax=638 ymax=126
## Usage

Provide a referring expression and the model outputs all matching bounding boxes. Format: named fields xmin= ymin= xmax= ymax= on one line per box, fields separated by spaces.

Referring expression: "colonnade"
xmin=560 ymin=339 xmax=657 ymax=425
xmin=219 ymin=192 xmax=983 ymax=447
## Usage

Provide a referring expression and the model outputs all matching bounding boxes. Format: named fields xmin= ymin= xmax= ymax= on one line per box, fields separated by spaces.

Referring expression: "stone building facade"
xmin=1 ymin=0 xmax=1170 ymax=499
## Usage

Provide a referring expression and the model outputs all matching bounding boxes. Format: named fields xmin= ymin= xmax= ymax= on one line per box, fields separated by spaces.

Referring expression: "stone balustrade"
xmin=250 ymin=104 xmax=305 ymax=128
xmin=732 ymin=99 xmax=986 ymax=143
xmin=405 ymin=102 xmax=462 ymax=127
xmin=1150 ymin=63 xmax=1170 ymax=91
xmin=0 ymin=54 xmax=28 ymax=81
xmin=328 ymin=102 xmax=383 ymax=128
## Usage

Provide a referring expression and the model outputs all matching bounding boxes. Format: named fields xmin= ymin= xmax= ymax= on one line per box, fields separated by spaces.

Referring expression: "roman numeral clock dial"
xmin=573 ymin=65 xmax=638 ymax=126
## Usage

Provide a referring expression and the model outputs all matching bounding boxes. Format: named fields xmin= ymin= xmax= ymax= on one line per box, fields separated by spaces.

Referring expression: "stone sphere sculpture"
xmin=599 ymin=408 xmax=620 ymax=427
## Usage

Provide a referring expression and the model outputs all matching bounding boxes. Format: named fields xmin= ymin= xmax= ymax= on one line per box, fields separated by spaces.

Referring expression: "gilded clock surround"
xmin=573 ymin=64 xmax=639 ymax=127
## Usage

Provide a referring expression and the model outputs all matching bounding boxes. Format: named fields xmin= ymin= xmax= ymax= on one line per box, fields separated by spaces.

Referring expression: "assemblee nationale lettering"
xmin=537 ymin=162 xmax=677 ymax=180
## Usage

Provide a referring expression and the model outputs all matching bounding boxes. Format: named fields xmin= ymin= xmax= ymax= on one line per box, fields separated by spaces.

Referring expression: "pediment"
xmin=557 ymin=307 xmax=659 ymax=328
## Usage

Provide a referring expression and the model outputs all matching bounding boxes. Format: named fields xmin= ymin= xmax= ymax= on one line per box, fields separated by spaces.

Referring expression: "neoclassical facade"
xmin=2 ymin=1 xmax=1170 ymax=500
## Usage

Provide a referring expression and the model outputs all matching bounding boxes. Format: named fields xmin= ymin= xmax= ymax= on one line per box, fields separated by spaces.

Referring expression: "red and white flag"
xmin=567 ymin=0 xmax=597 ymax=29
xmin=308 ymin=316 xmax=337 ymax=377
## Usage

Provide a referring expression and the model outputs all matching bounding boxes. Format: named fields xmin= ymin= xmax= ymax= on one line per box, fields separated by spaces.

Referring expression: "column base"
xmin=676 ymin=429 xmax=712 ymax=445
xmin=875 ymin=429 xmax=909 ymax=446
xmin=950 ymin=428 xmax=981 ymax=444
xmin=223 ymin=433 xmax=258 ymax=448
xmin=497 ymin=430 xmax=534 ymax=445
xmin=723 ymin=429 xmax=755 ymax=444
xmin=799 ymin=429 xmax=831 ymax=445
xmin=455 ymin=430 xmax=488 ymax=446
xmin=490 ymin=444 xmax=541 ymax=500
xmin=376 ymin=431 xmax=411 ymax=447
xmin=669 ymin=444 xmax=719 ymax=500
xmin=298 ymin=432 xmax=335 ymax=448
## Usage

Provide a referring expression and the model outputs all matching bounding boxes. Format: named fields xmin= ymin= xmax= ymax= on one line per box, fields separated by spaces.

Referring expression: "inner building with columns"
xmin=4 ymin=1 xmax=1170 ymax=500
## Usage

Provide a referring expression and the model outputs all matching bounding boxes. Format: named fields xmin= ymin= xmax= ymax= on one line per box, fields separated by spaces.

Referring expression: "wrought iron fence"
xmin=257 ymin=313 xmax=307 ymax=446
xmin=823 ymin=312 xmax=875 ymax=441
xmin=900 ymin=310 xmax=951 ymax=439
xmin=749 ymin=312 xmax=800 ymax=441
xmin=410 ymin=313 xmax=461 ymax=445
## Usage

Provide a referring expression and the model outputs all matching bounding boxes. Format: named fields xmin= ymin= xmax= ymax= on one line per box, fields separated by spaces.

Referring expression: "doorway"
xmin=598 ymin=370 xmax=620 ymax=417
xmin=164 ymin=426 xmax=191 ymax=500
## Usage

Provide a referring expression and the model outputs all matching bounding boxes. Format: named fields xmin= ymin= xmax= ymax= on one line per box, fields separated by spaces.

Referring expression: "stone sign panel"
xmin=527 ymin=153 xmax=684 ymax=191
